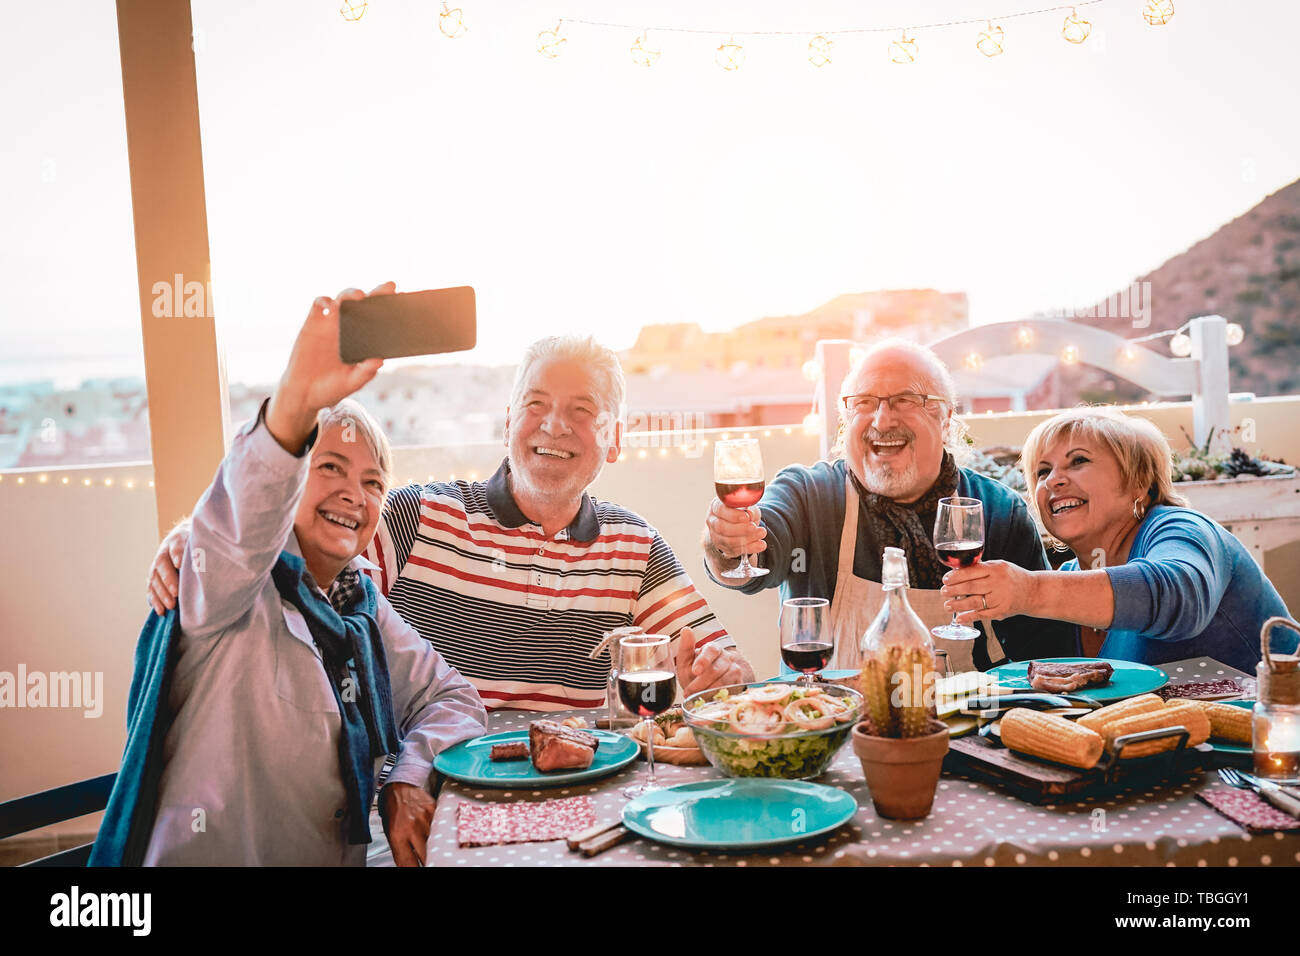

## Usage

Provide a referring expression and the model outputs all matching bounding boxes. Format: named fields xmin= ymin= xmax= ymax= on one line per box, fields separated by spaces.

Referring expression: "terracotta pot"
xmin=852 ymin=720 xmax=949 ymax=820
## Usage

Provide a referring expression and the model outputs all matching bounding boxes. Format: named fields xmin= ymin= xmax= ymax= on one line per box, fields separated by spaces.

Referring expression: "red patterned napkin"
xmin=457 ymin=796 xmax=597 ymax=847
xmin=1196 ymin=784 xmax=1300 ymax=833
xmin=1156 ymin=679 xmax=1243 ymax=701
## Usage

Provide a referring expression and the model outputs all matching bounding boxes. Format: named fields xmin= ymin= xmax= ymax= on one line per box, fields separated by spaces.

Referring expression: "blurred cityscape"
xmin=3 ymin=177 xmax=1298 ymax=469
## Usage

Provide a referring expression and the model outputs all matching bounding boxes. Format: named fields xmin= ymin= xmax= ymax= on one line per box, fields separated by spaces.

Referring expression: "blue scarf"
xmin=90 ymin=552 xmax=399 ymax=866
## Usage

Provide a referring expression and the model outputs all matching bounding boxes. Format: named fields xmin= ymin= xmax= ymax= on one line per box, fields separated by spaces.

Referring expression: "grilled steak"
xmin=489 ymin=742 xmax=530 ymax=761
xmin=529 ymin=720 xmax=599 ymax=773
xmin=1027 ymin=660 xmax=1114 ymax=693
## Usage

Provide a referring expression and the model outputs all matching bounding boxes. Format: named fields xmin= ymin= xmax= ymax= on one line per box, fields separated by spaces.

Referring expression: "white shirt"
xmin=143 ymin=414 xmax=486 ymax=866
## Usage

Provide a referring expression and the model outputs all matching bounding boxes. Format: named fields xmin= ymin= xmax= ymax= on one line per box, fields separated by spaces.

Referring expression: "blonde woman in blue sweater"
xmin=941 ymin=407 xmax=1295 ymax=672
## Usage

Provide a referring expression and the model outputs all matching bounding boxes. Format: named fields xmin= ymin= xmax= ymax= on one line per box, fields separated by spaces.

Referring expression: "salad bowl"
xmin=680 ymin=681 xmax=862 ymax=780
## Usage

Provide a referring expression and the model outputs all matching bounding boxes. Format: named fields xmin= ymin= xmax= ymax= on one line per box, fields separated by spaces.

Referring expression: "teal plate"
xmin=622 ymin=779 xmax=857 ymax=849
xmin=1207 ymin=699 xmax=1254 ymax=755
xmin=986 ymin=657 xmax=1168 ymax=703
xmin=764 ymin=669 xmax=859 ymax=684
xmin=434 ymin=729 xmax=638 ymax=788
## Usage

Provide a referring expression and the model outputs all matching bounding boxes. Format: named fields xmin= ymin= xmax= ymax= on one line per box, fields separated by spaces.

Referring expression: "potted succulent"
xmin=851 ymin=548 xmax=949 ymax=819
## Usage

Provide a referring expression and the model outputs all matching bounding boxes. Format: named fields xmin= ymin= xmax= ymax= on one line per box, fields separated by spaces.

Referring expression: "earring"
xmin=1132 ymin=498 xmax=1147 ymax=521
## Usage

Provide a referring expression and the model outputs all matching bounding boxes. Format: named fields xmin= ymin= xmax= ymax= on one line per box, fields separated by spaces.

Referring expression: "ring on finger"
xmin=980 ymin=595 xmax=988 ymax=611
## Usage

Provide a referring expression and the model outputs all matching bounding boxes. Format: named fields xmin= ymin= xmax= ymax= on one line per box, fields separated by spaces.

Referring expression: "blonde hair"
xmin=316 ymin=398 xmax=392 ymax=488
xmin=1019 ymin=406 xmax=1188 ymax=516
xmin=831 ymin=338 xmax=970 ymax=462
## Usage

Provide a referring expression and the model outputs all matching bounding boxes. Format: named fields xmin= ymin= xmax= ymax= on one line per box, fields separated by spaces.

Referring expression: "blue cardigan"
xmin=1062 ymin=505 xmax=1296 ymax=673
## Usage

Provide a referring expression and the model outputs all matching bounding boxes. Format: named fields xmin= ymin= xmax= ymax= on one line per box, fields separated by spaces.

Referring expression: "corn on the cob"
xmin=1000 ymin=709 xmax=1104 ymax=770
xmin=1106 ymin=700 xmax=1211 ymax=758
xmin=1077 ymin=693 xmax=1165 ymax=737
xmin=1192 ymin=701 xmax=1253 ymax=744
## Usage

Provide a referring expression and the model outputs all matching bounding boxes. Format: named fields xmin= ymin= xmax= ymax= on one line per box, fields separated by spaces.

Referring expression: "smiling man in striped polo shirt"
xmin=362 ymin=335 xmax=753 ymax=710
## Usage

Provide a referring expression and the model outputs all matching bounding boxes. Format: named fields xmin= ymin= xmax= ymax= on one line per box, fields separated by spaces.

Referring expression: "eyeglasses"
xmin=840 ymin=392 xmax=947 ymax=416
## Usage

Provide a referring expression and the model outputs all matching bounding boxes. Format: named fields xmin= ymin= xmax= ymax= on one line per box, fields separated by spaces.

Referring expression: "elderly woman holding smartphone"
xmin=940 ymin=407 xmax=1295 ymax=672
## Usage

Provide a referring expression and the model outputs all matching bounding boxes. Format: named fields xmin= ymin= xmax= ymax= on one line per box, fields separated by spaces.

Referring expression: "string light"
xmin=1169 ymin=332 xmax=1192 ymax=357
xmin=715 ymin=36 xmax=744 ymax=71
xmin=808 ymin=35 xmax=833 ymax=68
xmin=637 ymin=449 xmax=648 ymax=459
xmin=339 ymin=1 xmax=367 ymax=22
xmin=890 ymin=31 xmax=917 ymax=64
xmin=630 ymin=31 xmax=661 ymax=67
xmin=1120 ymin=345 xmax=1139 ymax=363
xmin=1062 ymin=8 xmax=1091 ymax=43
xmin=538 ymin=21 xmax=567 ymax=58
xmin=1142 ymin=0 xmax=1175 ymax=26
xmin=83 ymin=478 xmax=91 ymax=486
xmin=16 ymin=476 xmax=23 ymax=484
xmin=148 ymin=480 xmax=155 ymax=488
xmin=1016 ymin=325 xmax=1035 ymax=348
xmin=784 ymin=427 xmax=793 ymax=435
xmin=104 ymin=478 xmax=113 ymax=487
xmin=439 ymin=2 xmax=467 ymax=39
xmin=802 ymin=412 xmax=821 ymax=434
xmin=38 ymin=474 xmax=48 ymax=483
xmin=977 ymin=21 xmax=1005 ymax=57
xmin=964 ymin=351 xmax=984 ymax=370
xmin=1061 ymin=344 xmax=1080 ymax=364
xmin=800 ymin=359 xmax=820 ymax=382
xmin=61 ymin=477 xmax=69 ymax=485
xmin=1226 ymin=323 xmax=1245 ymax=346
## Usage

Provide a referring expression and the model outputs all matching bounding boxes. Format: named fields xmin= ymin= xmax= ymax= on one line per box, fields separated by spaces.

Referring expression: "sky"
xmin=2 ymin=0 xmax=1299 ymax=386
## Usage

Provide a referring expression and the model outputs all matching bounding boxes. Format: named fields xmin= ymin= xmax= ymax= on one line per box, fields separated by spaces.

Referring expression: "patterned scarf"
xmin=855 ymin=451 xmax=960 ymax=590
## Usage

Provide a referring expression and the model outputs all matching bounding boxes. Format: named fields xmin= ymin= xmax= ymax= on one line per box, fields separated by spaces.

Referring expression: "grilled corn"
xmin=1076 ymin=693 xmax=1165 ymax=737
xmin=1192 ymin=701 xmax=1253 ymax=744
xmin=1000 ymin=709 xmax=1105 ymax=770
xmin=1105 ymin=700 xmax=1211 ymax=758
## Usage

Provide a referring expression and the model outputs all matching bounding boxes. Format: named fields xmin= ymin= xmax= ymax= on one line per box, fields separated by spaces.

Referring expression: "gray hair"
xmin=316 ymin=398 xmax=392 ymax=486
xmin=509 ymin=335 xmax=627 ymax=422
xmin=833 ymin=337 xmax=970 ymax=462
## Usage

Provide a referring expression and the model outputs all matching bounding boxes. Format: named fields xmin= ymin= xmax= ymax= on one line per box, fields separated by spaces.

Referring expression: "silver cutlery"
xmin=1218 ymin=767 xmax=1300 ymax=818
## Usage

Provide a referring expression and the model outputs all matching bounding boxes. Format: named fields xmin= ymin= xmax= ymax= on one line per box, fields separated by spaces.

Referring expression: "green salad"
xmin=682 ymin=683 xmax=861 ymax=779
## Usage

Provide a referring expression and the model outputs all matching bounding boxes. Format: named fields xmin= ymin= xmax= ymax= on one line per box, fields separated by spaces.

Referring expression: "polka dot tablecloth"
xmin=417 ymin=658 xmax=1300 ymax=868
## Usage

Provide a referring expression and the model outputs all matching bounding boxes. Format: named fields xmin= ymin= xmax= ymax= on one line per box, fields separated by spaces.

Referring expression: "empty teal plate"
xmin=434 ymin=729 xmax=638 ymax=788
xmin=622 ymin=779 xmax=857 ymax=849
xmin=986 ymin=657 xmax=1168 ymax=703
xmin=765 ymin=669 xmax=859 ymax=684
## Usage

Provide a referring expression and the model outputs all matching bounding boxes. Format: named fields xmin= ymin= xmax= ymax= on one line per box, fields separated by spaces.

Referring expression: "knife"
xmin=959 ymin=693 xmax=1077 ymax=716
xmin=1241 ymin=772 xmax=1300 ymax=818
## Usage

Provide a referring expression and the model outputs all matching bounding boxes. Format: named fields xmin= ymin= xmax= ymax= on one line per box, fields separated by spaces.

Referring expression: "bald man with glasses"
xmin=703 ymin=339 xmax=1073 ymax=673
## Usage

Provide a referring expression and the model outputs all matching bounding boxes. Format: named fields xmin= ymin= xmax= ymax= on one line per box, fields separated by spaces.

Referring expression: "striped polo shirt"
xmin=362 ymin=458 xmax=733 ymax=711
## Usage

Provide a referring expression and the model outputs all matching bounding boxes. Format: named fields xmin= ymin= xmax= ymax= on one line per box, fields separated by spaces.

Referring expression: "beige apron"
xmin=827 ymin=476 xmax=1004 ymax=674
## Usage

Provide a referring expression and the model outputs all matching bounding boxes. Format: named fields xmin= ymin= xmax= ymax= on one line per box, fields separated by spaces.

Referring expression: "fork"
xmin=1219 ymin=767 xmax=1300 ymax=818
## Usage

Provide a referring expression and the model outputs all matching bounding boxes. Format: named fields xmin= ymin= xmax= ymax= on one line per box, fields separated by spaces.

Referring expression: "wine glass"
xmin=618 ymin=634 xmax=676 ymax=799
xmin=780 ymin=597 xmax=832 ymax=684
xmin=932 ymin=496 xmax=985 ymax=643
xmin=713 ymin=438 xmax=769 ymax=579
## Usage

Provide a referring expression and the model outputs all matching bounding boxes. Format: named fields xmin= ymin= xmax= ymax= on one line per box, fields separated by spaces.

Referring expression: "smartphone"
xmin=338 ymin=286 xmax=476 ymax=363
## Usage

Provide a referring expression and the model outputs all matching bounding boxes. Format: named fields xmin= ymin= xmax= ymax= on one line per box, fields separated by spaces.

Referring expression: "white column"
xmin=1189 ymin=315 xmax=1230 ymax=455
xmin=816 ymin=340 xmax=854 ymax=460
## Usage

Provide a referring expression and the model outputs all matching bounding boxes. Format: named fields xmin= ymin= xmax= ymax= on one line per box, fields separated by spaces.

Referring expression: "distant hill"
xmin=1055 ymin=177 xmax=1300 ymax=404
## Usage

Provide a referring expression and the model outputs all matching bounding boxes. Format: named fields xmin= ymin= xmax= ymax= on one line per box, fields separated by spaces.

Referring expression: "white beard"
xmin=859 ymin=457 xmax=921 ymax=499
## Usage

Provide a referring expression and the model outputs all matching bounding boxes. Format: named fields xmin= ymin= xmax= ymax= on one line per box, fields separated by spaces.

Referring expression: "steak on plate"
xmin=529 ymin=719 xmax=599 ymax=773
xmin=1027 ymin=660 xmax=1114 ymax=693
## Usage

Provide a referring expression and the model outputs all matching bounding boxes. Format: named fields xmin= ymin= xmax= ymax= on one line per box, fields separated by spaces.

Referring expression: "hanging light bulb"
xmin=1061 ymin=345 xmax=1080 ymax=365
xmin=716 ymin=36 xmax=744 ymax=71
xmin=630 ymin=31 xmax=661 ymax=67
xmin=1169 ymin=332 xmax=1192 ymax=357
xmin=1226 ymin=323 xmax=1245 ymax=346
xmin=1062 ymin=8 xmax=1092 ymax=43
xmin=808 ymin=35 xmax=833 ymax=68
xmin=339 ymin=1 xmax=367 ymax=22
xmin=1143 ymin=0 xmax=1175 ymax=26
xmin=977 ymin=21 xmax=1004 ymax=57
xmin=537 ymin=21 xmax=567 ymax=59
xmin=438 ymin=2 xmax=467 ymax=38
xmin=889 ymin=31 xmax=917 ymax=64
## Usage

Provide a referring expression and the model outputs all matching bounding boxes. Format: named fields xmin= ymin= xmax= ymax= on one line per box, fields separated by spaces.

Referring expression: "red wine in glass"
xmin=715 ymin=480 xmax=765 ymax=509
xmin=781 ymin=641 xmax=834 ymax=674
xmin=936 ymin=540 xmax=984 ymax=569
xmin=617 ymin=670 xmax=678 ymax=718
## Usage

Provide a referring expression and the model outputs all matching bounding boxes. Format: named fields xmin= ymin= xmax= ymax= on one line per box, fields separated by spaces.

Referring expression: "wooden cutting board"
xmin=944 ymin=733 xmax=1209 ymax=803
